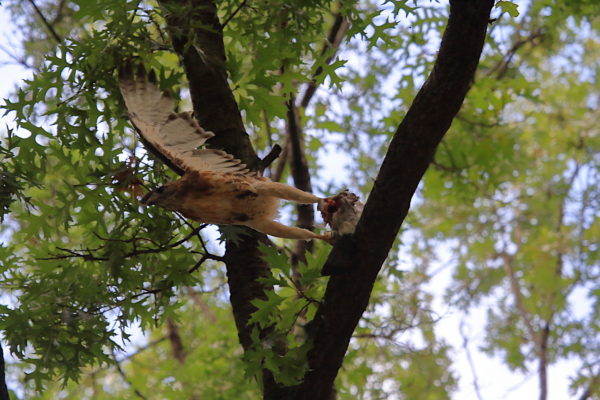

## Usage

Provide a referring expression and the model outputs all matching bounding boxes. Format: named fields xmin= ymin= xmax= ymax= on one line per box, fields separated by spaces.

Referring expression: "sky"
xmin=0 ymin=1 xmax=587 ymax=399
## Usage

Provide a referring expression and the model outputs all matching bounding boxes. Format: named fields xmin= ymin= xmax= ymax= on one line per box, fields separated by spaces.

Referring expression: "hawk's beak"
xmin=141 ymin=191 xmax=155 ymax=206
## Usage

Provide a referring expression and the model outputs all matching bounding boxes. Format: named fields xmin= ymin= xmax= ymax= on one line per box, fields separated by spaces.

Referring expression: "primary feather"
xmin=118 ymin=63 xmax=251 ymax=175
xmin=116 ymin=62 xmax=330 ymax=243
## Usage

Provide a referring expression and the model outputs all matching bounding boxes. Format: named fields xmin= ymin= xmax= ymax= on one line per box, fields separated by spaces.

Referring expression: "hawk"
xmin=118 ymin=64 xmax=330 ymax=241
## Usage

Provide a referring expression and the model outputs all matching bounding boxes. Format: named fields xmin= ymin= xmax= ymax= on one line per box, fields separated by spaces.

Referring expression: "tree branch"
xmin=166 ymin=317 xmax=186 ymax=364
xmin=271 ymin=134 xmax=290 ymax=182
xmin=286 ymin=95 xmax=314 ymax=198
xmin=578 ymin=370 xmax=600 ymax=400
xmin=536 ymin=163 xmax=580 ymax=400
xmin=274 ymin=10 xmax=349 ymax=184
xmin=222 ymin=0 xmax=249 ymax=28
xmin=500 ymin=251 xmax=540 ymax=347
xmin=285 ymin=93 xmax=316 ymax=266
xmin=111 ymin=349 xmax=148 ymax=400
xmin=459 ymin=319 xmax=484 ymax=400
xmin=259 ymin=143 xmax=282 ymax=172
xmin=37 ymin=225 xmax=218 ymax=263
xmin=298 ymin=1 xmax=495 ymax=398
xmin=489 ymin=29 xmax=543 ymax=79
xmin=300 ymin=12 xmax=350 ymax=108
xmin=157 ymin=1 xmax=293 ymax=398
xmin=0 ymin=340 xmax=9 ymax=400
xmin=159 ymin=0 xmax=261 ymax=169
xmin=26 ymin=0 xmax=62 ymax=43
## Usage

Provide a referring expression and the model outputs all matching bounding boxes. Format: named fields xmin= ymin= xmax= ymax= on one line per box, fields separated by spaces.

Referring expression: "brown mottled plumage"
xmin=119 ymin=64 xmax=330 ymax=241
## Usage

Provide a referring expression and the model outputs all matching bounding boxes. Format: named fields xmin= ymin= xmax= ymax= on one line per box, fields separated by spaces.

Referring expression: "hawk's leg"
xmin=245 ymin=219 xmax=329 ymax=241
xmin=254 ymin=181 xmax=320 ymax=204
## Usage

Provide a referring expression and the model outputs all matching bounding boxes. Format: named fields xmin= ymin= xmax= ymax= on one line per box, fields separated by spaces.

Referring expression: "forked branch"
xmin=299 ymin=1 xmax=495 ymax=398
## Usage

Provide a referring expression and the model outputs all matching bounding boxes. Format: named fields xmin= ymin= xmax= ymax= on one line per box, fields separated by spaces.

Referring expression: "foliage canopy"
xmin=0 ymin=0 xmax=599 ymax=399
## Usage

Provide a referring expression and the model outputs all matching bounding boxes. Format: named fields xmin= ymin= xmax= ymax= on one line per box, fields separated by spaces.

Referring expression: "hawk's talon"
xmin=119 ymin=64 xmax=329 ymax=242
xmin=316 ymin=231 xmax=335 ymax=245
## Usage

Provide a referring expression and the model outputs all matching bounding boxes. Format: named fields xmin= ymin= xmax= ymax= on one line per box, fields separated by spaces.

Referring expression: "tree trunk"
xmin=297 ymin=1 xmax=495 ymax=398
xmin=158 ymin=0 xmax=495 ymax=399
xmin=0 ymin=341 xmax=9 ymax=400
xmin=158 ymin=1 xmax=291 ymax=397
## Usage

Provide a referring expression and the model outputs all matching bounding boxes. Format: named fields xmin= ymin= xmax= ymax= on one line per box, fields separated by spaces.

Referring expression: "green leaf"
xmin=495 ymin=1 xmax=520 ymax=17
xmin=248 ymin=291 xmax=284 ymax=329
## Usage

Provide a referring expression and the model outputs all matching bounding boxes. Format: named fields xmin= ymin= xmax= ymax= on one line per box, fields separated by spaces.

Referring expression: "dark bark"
xmin=0 ymin=341 xmax=9 ymax=400
xmin=271 ymin=137 xmax=289 ymax=183
xmin=223 ymin=235 xmax=296 ymax=399
xmin=286 ymin=94 xmax=314 ymax=215
xmin=286 ymin=93 xmax=315 ymax=266
xmin=539 ymin=323 xmax=550 ymax=400
xmin=166 ymin=317 xmax=186 ymax=364
xmin=298 ymin=1 xmax=494 ymax=398
xmin=158 ymin=0 xmax=493 ymax=399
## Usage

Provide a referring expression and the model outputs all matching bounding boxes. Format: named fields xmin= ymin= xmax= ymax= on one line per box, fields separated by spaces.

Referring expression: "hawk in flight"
xmin=118 ymin=64 xmax=330 ymax=241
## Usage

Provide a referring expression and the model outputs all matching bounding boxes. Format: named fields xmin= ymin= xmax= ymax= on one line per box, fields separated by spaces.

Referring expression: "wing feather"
xmin=118 ymin=64 xmax=252 ymax=175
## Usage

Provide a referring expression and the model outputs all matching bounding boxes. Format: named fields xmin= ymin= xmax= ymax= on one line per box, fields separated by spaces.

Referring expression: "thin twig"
xmin=270 ymin=9 xmax=349 ymax=183
xmin=51 ymin=0 xmax=68 ymax=25
xmin=188 ymin=255 xmax=209 ymax=273
xmin=38 ymin=225 xmax=214 ymax=262
xmin=114 ymin=337 xmax=167 ymax=364
xmin=111 ymin=349 xmax=148 ymax=400
xmin=128 ymin=0 xmax=142 ymax=25
xmin=26 ymin=0 xmax=62 ymax=43
xmin=300 ymin=12 xmax=350 ymax=108
xmin=222 ymin=0 xmax=249 ymax=28
xmin=500 ymin=251 xmax=540 ymax=347
xmin=489 ymin=30 xmax=543 ymax=79
xmin=289 ymin=276 xmax=321 ymax=306
xmin=0 ymin=43 xmax=34 ymax=69
xmin=459 ymin=319 xmax=484 ymax=400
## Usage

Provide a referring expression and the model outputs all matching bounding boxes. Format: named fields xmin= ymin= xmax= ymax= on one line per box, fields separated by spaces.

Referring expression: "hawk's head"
xmin=141 ymin=182 xmax=180 ymax=210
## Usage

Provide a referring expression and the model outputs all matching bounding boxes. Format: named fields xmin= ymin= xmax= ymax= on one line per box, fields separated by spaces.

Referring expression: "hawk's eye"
xmin=156 ymin=186 xmax=166 ymax=194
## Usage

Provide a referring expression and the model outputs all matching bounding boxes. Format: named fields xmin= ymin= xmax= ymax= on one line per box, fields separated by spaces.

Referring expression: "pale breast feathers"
xmin=118 ymin=63 xmax=252 ymax=175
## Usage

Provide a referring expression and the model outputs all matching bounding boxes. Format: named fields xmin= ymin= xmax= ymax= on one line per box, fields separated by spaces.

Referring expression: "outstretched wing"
xmin=118 ymin=63 xmax=251 ymax=175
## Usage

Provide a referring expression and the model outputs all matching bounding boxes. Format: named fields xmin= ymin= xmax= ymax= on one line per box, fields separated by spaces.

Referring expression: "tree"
xmin=408 ymin=2 xmax=600 ymax=399
xmin=0 ymin=0 xmax=598 ymax=399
